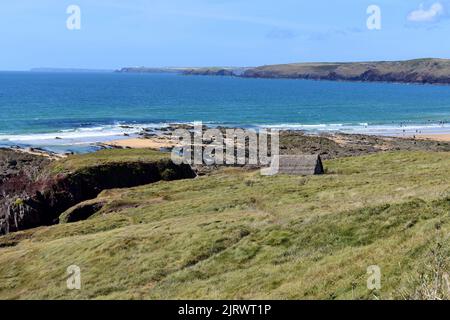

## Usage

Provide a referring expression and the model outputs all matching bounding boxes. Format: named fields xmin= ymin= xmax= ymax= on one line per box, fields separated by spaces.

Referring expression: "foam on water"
xmin=261 ymin=122 xmax=450 ymax=136
xmin=0 ymin=123 xmax=159 ymax=153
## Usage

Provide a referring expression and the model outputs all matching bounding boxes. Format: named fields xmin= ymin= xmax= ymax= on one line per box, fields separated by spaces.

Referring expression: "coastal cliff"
xmin=242 ymin=58 xmax=450 ymax=84
xmin=118 ymin=59 xmax=450 ymax=85
xmin=0 ymin=149 xmax=195 ymax=235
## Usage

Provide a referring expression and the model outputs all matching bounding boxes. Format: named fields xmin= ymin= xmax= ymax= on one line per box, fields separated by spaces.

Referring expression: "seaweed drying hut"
xmin=268 ymin=155 xmax=324 ymax=175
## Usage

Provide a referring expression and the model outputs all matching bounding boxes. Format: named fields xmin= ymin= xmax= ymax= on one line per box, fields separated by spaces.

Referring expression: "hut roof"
xmin=271 ymin=154 xmax=324 ymax=175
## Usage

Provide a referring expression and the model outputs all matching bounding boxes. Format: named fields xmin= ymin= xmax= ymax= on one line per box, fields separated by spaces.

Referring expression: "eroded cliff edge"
xmin=0 ymin=149 xmax=195 ymax=235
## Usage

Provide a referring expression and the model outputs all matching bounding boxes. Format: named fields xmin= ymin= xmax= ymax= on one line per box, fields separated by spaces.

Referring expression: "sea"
xmin=0 ymin=71 xmax=449 ymax=153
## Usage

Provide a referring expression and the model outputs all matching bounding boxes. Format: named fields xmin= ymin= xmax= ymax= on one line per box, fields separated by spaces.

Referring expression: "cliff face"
xmin=242 ymin=59 xmax=450 ymax=84
xmin=0 ymin=149 xmax=50 ymax=188
xmin=0 ymin=151 xmax=195 ymax=235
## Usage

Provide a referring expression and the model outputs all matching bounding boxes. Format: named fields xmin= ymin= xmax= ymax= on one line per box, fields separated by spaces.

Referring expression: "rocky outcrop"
xmin=0 ymin=148 xmax=50 ymax=187
xmin=0 ymin=156 xmax=195 ymax=235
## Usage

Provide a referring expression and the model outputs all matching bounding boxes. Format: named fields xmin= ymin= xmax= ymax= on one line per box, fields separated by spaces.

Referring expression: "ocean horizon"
xmin=1 ymin=71 xmax=449 ymax=153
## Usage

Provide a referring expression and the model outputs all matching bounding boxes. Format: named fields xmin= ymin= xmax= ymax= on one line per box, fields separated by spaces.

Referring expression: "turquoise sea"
xmin=0 ymin=72 xmax=449 ymax=153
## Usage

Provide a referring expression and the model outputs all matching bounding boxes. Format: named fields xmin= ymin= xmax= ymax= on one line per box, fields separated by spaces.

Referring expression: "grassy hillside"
xmin=0 ymin=151 xmax=449 ymax=299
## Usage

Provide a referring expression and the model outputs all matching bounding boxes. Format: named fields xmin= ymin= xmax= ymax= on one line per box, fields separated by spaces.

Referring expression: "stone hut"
xmin=269 ymin=154 xmax=324 ymax=175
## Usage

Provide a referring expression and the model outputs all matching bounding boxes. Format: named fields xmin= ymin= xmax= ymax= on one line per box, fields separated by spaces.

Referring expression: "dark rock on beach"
xmin=279 ymin=131 xmax=450 ymax=159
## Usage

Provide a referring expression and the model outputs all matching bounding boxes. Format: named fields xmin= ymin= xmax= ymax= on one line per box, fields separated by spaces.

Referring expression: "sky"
xmin=1 ymin=0 xmax=450 ymax=70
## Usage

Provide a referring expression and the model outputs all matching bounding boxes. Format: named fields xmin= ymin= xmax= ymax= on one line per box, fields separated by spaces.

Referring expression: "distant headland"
xmin=30 ymin=68 xmax=114 ymax=73
xmin=117 ymin=58 xmax=450 ymax=85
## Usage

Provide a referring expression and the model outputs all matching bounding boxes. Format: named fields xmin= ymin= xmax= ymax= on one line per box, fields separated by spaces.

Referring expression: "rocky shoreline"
xmin=108 ymin=126 xmax=450 ymax=159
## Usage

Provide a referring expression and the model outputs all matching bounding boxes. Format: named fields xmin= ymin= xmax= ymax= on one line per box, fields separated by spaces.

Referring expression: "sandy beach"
xmin=415 ymin=134 xmax=450 ymax=142
xmin=104 ymin=137 xmax=177 ymax=150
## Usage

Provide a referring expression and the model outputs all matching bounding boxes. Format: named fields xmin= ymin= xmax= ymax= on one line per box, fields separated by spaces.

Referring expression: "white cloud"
xmin=407 ymin=2 xmax=445 ymax=22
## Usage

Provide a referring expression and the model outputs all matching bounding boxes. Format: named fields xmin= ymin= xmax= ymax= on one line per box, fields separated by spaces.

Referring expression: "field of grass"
xmin=47 ymin=148 xmax=169 ymax=174
xmin=1 ymin=151 xmax=449 ymax=299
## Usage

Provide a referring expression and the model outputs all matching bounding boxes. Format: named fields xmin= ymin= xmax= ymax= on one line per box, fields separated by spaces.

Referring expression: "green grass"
xmin=1 ymin=151 xmax=449 ymax=299
xmin=47 ymin=149 xmax=169 ymax=174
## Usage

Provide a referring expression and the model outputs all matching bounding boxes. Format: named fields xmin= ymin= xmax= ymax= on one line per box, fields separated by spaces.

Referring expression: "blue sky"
xmin=1 ymin=0 xmax=450 ymax=70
